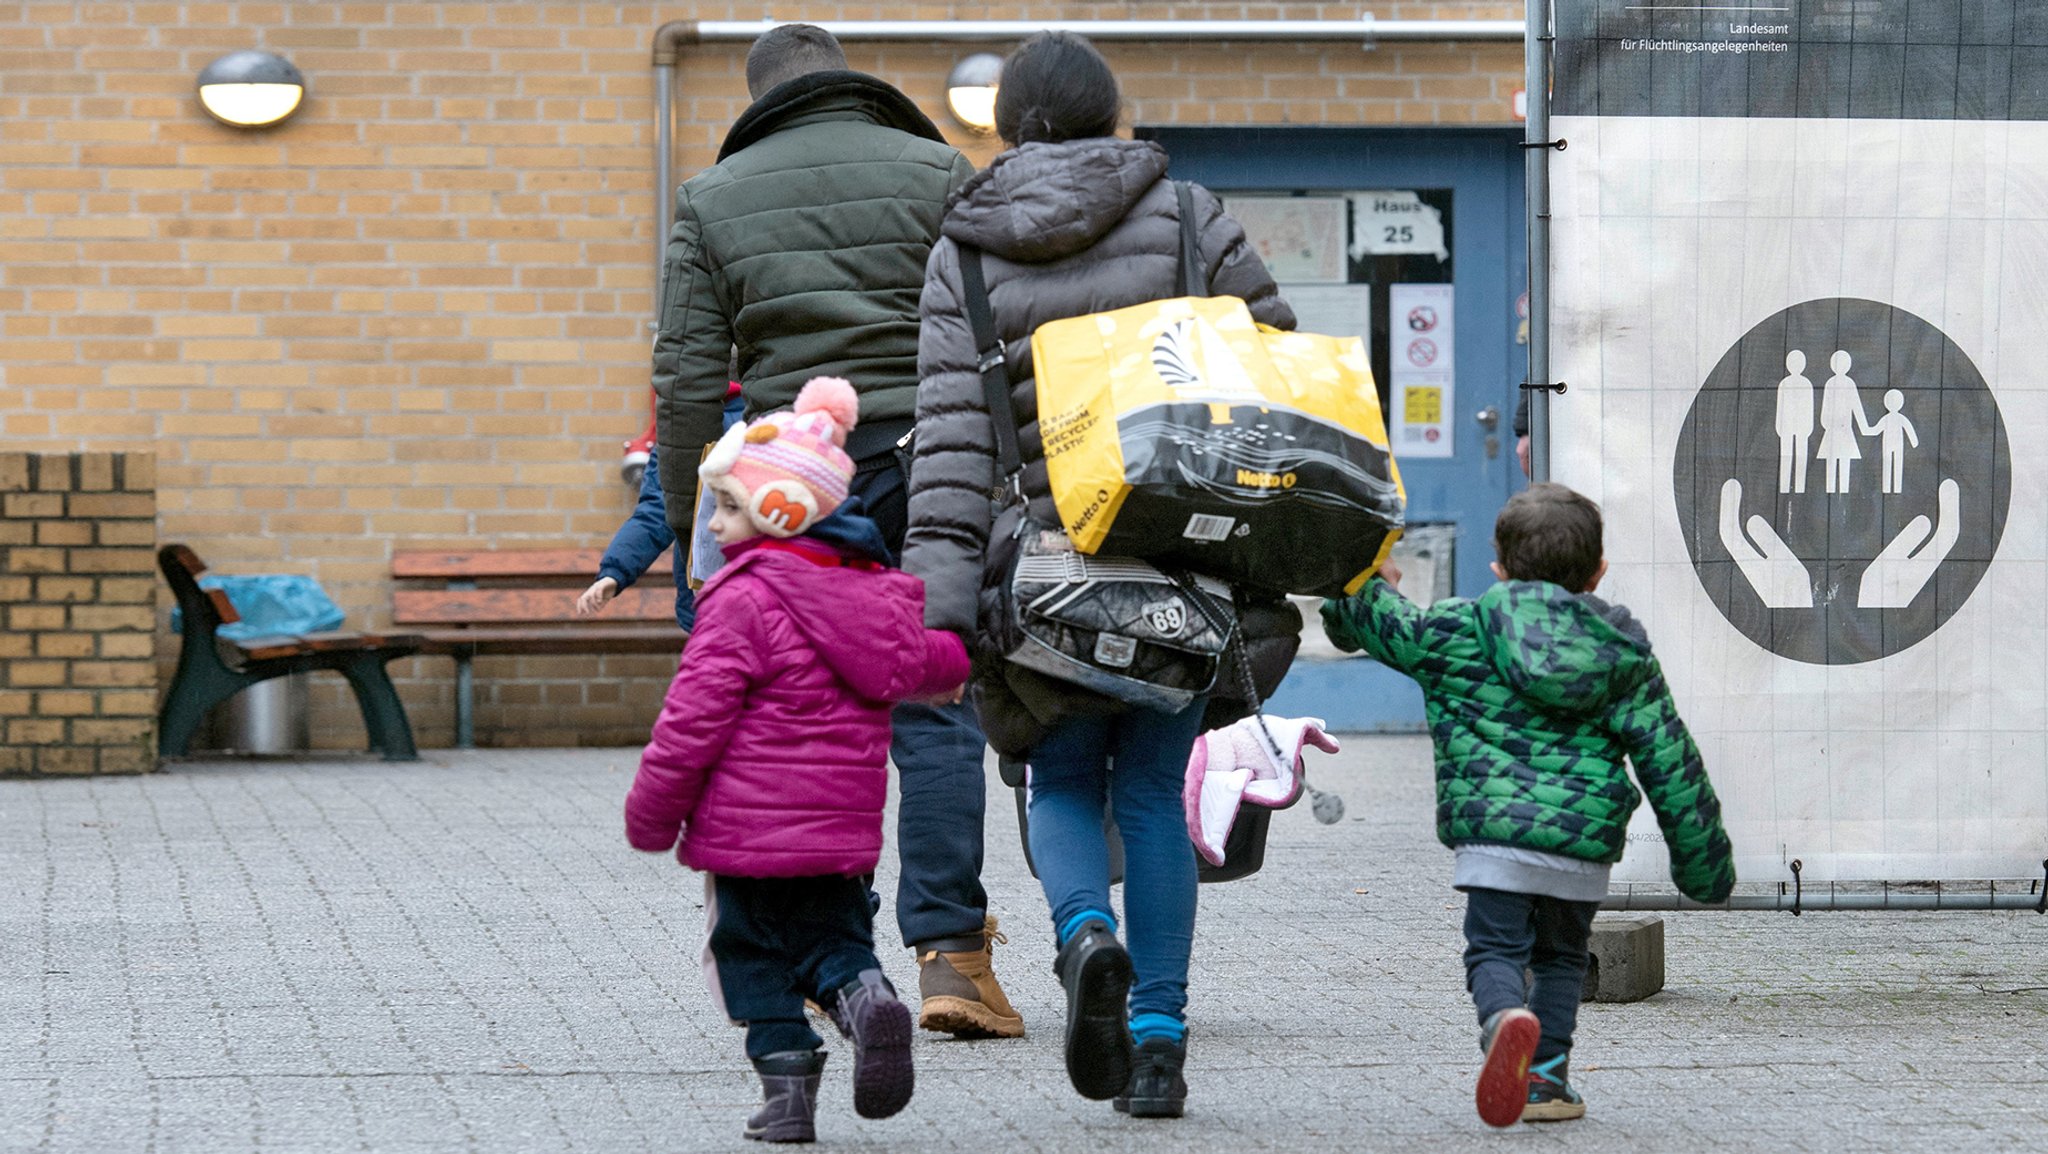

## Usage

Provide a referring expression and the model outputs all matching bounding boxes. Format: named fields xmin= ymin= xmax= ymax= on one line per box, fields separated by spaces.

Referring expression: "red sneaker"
xmin=1475 ymin=1008 xmax=1539 ymax=1128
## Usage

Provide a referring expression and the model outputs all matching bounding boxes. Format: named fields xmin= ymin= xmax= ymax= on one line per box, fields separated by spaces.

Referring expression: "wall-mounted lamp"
xmin=945 ymin=53 xmax=1003 ymax=135
xmin=197 ymin=50 xmax=307 ymax=128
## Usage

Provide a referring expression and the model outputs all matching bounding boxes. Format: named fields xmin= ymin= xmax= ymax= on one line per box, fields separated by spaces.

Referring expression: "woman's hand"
xmin=916 ymin=682 xmax=967 ymax=706
xmin=576 ymin=577 xmax=619 ymax=616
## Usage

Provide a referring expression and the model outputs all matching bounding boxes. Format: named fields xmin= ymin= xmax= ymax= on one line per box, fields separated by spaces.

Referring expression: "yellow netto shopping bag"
xmin=1030 ymin=294 xmax=1406 ymax=597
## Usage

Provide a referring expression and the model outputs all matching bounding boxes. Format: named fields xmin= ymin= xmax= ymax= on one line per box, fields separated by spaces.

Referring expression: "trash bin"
xmin=211 ymin=673 xmax=310 ymax=754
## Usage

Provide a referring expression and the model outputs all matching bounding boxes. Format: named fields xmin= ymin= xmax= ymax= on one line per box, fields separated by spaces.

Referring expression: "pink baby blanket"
xmin=1182 ymin=715 xmax=1341 ymax=867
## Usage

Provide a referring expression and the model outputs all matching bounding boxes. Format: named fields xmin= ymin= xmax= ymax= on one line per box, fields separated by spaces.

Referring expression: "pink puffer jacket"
xmin=625 ymin=536 xmax=970 ymax=877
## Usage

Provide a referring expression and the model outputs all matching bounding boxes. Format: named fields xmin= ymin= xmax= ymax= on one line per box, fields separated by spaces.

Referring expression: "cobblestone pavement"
xmin=4 ymin=739 xmax=2045 ymax=1153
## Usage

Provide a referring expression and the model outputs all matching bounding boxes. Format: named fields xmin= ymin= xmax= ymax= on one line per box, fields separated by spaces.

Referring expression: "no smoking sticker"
xmin=1672 ymin=298 xmax=2009 ymax=665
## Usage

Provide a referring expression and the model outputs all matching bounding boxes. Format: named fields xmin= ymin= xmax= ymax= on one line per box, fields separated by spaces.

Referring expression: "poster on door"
xmin=1389 ymin=284 xmax=1455 ymax=459
xmin=1550 ymin=3 xmax=2046 ymax=884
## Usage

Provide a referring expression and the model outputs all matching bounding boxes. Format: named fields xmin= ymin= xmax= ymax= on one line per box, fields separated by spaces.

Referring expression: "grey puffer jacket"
xmin=902 ymin=138 xmax=1293 ymax=746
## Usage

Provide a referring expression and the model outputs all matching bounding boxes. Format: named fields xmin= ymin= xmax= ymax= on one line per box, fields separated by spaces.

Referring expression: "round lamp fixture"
xmin=197 ymin=50 xmax=307 ymax=128
xmin=945 ymin=53 xmax=1003 ymax=134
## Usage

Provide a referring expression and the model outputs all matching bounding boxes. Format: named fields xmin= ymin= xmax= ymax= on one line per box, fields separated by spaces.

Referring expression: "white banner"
xmin=1551 ymin=2 xmax=2047 ymax=883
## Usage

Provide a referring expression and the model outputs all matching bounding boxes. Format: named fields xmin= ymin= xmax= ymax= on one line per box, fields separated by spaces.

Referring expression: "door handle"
xmin=1474 ymin=406 xmax=1500 ymax=431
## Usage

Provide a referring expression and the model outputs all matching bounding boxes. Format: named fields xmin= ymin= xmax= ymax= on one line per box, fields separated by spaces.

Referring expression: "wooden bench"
xmin=390 ymin=549 xmax=686 ymax=748
xmin=158 ymin=544 xmax=424 ymax=761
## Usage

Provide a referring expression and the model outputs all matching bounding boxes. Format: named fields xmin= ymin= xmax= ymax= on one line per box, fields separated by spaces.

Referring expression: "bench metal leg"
xmin=339 ymin=655 xmax=419 ymax=763
xmin=455 ymin=655 xmax=475 ymax=750
xmin=157 ymin=652 xmax=258 ymax=757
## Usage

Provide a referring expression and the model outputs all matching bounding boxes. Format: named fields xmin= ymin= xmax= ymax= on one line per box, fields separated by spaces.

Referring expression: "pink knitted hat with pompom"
xmin=699 ymin=376 xmax=859 ymax=539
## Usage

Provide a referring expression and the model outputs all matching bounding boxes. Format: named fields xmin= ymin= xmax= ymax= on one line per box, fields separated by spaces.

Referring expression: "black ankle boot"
xmin=1114 ymin=1036 xmax=1188 ymax=1118
xmin=1052 ymin=920 xmax=1135 ymax=1100
xmin=746 ymin=1050 xmax=825 ymax=1143
xmin=826 ymin=969 xmax=914 ymax=1119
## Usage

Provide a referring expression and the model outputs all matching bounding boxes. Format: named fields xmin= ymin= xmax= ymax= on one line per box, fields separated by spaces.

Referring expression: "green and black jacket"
xmin=652 ymin=70 xmax=976 ymax=539
xmin=1322 ymin=579 xmax=1735 ymax=903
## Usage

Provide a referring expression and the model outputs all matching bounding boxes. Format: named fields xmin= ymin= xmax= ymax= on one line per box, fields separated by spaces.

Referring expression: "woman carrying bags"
xmin=901 ymin=32 xmax=1293 ymax=1120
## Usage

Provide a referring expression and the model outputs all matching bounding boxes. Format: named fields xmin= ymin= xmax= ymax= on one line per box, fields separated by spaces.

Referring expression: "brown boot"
xmin=914 ymin=916 xmax=1025 ymax=1038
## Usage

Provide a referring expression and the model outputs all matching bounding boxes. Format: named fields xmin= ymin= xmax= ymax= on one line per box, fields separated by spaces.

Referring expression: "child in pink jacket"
xmin=625 ymin=377 xmax=970 ymax=1144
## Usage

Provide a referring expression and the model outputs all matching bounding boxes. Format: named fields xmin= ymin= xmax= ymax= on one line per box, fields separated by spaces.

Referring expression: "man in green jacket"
xmin=649 ymin=25 xmax=1020 ymax=1041
xmin=1322 ymin=482 xmax=1734 ymax=1129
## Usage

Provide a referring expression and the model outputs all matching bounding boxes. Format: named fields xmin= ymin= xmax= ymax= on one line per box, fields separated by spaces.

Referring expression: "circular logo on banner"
xmin=1408 ymin=305 xmax=1439 ymax=332
xmin=1406 ymin=338 xmax=1438 ymax=367
xmin=1672 ymin=299 xmax=2009 ymax=665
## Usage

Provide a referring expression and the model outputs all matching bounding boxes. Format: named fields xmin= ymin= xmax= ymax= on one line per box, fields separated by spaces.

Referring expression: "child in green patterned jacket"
xmin=1322 ymin=482 xmax=1734 ymax=1129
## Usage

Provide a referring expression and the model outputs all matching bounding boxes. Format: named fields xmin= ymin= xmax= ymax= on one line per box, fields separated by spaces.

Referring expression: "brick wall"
xmin=0 ymin=2 xmax=1521 ymax=748
xmin=0 ymin=452 xmax=158 ymax=776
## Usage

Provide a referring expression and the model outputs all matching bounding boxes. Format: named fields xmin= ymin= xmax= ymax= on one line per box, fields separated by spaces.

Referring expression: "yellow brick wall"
xmin=0 ymin=452 xmax=158 ymax=775
xmin=0 ymin=1 xmax=1521 ymax=749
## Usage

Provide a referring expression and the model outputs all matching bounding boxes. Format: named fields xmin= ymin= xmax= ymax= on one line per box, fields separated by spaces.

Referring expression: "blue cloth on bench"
xmin=170 ymin=574 xmax=346 ymax=642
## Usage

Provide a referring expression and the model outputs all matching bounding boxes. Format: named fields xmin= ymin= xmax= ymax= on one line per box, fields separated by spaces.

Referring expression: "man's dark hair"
xmin=994 ymin=32 xmax=1121 ymax=146
xmin=1493 ymin=482 xmax=1604 ymax=591
xmin=746 ymin=24 xmax=847 ymax=99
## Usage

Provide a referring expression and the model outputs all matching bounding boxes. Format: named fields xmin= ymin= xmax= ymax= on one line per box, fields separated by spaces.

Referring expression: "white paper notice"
xmin=1279 ymin=284 xmax=1371 ymax=345
xmin=1389 ymin=283 xmax=1455 ymax=459
xmin=1348 ymin=191 xmax=1449 ymax=262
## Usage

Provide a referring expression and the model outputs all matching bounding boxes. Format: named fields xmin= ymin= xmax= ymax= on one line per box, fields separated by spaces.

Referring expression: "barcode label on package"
xmin=1182 ymin=513 xmax=1235 ymax=542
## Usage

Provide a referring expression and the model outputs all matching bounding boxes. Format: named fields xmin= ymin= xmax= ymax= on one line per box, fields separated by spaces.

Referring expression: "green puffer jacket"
xmin=1322 ymin=579 xmax=1735 ymax=903
xmin=651 ymin=70 xmax=976 ymax=536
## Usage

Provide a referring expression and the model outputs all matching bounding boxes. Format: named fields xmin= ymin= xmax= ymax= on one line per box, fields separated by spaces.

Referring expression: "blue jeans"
xmin=1026 ymin=701 xmax=1205 ymax=1024
xmin=843 ymin=456 xmax=991 ymax=948
xmin=1462 ymin=887 xmax=1600 ymax=1062
xmin=889 ymin=699 xmax=990 ymax=947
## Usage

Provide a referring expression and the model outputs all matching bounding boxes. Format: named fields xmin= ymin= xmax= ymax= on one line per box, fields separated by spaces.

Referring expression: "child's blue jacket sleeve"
xmin=598 ymin=444 xmax=678 ymax=590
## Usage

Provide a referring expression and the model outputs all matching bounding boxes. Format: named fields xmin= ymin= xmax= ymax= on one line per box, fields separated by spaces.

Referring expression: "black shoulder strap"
xmin=956 ymin=244 xmax=1023 ymax=485
xmin=1175 ymin=181 xmax=1207 ymax=300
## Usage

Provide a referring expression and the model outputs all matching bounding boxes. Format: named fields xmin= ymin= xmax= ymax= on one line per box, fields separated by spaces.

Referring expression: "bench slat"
xmin=229 ymin=634 xmax=310 ymax=662
xmin=392 ymin=550 xmax=673 ymax=579
xmin=416 ymin=627 xmax=682 ymax=657
xmin=393 ymin=586 xmax=674 ymax=625
xmin=297 ymin=630 xmax=428 ymax=652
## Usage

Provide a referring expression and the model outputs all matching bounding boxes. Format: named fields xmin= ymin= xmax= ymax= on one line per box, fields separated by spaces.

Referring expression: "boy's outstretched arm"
xmin=596 ymin=443 xmax=678 ymax=594
xmin=1611 ymin=663 xmax=1736 ymax=904
xmin=1320 ymin=575 xmax=1431 ymax=677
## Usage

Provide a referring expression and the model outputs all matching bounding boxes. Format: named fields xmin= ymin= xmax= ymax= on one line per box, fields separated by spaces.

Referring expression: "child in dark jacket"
xmin=1322 ymin=482 xmax=1734 ymax=1129
xmin=625 ymin=377 xmax=970 ymax=1143
xmin=578 ymin=383 xmax=744 ymax=631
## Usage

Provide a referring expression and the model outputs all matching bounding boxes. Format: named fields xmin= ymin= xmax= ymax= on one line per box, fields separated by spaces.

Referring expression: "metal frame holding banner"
xmin=1535 ymin=1 xmax=2048 ymax=909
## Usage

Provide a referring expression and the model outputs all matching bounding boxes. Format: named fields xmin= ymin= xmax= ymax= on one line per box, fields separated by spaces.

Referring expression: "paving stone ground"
xmin=4 ymin=738 xmax=2045 ymax=1153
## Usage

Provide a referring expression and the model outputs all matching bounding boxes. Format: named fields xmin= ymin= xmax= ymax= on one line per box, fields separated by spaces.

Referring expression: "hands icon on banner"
xmin=1718 ymin=477 xmax=1961 ymax=611
xmin=1857 ymin=479 xmax=1961 ymax=609
xmin=1719 ymin=479 xmax=1814 ymax=608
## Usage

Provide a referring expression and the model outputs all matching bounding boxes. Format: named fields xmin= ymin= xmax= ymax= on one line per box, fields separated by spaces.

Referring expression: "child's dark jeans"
xmin=1462 ymin=887 xmax=1601 ymax=1062
xmin=705 ymin=874 xmax=879 ymax=1059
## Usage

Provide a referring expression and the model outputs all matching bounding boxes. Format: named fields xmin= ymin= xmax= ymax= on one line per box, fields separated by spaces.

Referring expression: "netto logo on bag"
xmin=1142 ymin=598 xmax=1187 ymax=637
xmin=1234 ymin=468 xmax=1298 ymax=490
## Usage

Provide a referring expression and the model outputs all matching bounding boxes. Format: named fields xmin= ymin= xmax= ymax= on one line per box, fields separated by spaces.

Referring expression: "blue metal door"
xmin=1144 ymin=127 xmax=1527 ymax=730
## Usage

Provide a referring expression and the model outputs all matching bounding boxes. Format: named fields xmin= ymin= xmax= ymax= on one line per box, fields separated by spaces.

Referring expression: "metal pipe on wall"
xmin=1523 ymin=0 xmax=1553 ymax=482
xmin=648 ymin=16 xmax=1525 ymax=291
